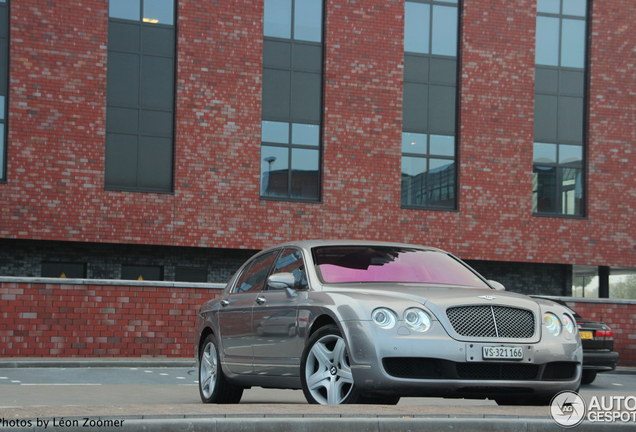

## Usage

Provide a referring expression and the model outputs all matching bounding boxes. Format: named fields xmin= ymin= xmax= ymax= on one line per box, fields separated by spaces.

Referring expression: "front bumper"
xmin=343 ymin=319 xmax=583 ymax=398
xmin=583 ymin=350 xmax=619 ymax=372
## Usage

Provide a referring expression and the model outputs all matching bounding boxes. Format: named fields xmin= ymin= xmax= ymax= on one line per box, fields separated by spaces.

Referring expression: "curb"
xmin=1 ymin=416 xmax=634 ymax=432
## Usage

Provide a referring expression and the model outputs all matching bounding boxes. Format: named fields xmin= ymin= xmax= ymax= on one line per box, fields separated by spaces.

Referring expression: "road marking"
xmin=21 ymin=383 xmax=102 ymax=386
xmin=160 ymin=373 xmax=169 ymax=376
xmin=144 ymin=370 xmax=153 ymax=373
xmin=612 ymin=383 xmax=624 ymax=386
xmin=10 ymin=380 xmax=20 ymax=383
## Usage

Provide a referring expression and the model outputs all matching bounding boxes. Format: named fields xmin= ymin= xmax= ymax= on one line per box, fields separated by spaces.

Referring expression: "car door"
xmin=217 ymin=250 xmax=280 ymax=375
xmin=252 ymin=248 xmax=307 ymax=376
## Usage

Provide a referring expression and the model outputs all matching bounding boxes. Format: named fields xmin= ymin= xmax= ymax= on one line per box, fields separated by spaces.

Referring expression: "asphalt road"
xmin=0 ymin=367 xmax=633 ymax=407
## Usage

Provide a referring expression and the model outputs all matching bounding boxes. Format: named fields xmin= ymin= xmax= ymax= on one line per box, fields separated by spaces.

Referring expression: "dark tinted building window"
xmin=533 ymin=0 xmax=586 ymax=216
xmin=175 ymin=266 xmax=208 ymax=283
xmin=0 ymin=0 xmax=8 ymax=181
xmin=402 ymin=0 xmax=458 ymax=209
xmin=105 ymin=0 xmax=176 ymax=193
xmin=42 ymin=262 xmax=87 ymax=279
xmin=260 ymin=0 xmax=323 ymax=201
xmin=121 ymin=265 xmax=164 ymax=281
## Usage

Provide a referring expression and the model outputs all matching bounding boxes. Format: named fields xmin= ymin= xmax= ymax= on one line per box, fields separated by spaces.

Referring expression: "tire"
xmin=300 ymin=324 xmax=361 ymax=404
xmin=581 ymin=370 xmax=597 ymax=385
xmin=198 ymin=333 xmax=243 ymax=404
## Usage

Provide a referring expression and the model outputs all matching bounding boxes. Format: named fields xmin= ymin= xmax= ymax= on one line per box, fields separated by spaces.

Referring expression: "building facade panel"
xmin=0 ymin=0 xmax=634 ymax=276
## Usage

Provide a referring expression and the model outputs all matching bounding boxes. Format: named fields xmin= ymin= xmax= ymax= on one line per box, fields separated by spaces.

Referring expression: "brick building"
xmin=0 ymin=0 xmax=635 ymax=297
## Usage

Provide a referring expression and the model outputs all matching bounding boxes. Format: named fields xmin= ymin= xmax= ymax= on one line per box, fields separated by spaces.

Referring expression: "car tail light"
xmin=595 ymin=330 xmax=613 ymax=338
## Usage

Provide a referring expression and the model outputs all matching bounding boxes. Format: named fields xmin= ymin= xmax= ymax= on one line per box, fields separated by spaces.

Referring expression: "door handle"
xmin=220 ymin=299 xmax=230 ymax=307
xmin=255 ymin=297 xmax=266 ymax=305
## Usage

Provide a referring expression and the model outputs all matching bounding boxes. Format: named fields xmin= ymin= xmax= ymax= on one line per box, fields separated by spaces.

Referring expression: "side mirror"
xmin=488 ymin=280 xmax=506 ymax=291
xmin=268 ymin=272 xmax=296 ymax=290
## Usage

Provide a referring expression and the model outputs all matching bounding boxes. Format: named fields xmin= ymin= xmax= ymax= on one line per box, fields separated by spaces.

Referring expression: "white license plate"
xmin=482 ymin=346 xmax=524 ymax=360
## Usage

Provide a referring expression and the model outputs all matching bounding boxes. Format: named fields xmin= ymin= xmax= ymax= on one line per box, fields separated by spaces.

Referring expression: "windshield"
xmin=313 ymin=246 xmax=490 ymax=288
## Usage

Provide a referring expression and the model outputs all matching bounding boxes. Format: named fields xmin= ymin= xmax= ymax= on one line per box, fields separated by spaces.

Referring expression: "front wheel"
xmin=300 ymin=324 xmax=361 ymax=404
xmin=198 ymin=333 xmax=243 ymax=404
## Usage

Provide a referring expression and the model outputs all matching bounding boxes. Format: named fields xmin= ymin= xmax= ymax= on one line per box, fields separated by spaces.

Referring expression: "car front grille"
xmin=456 ymin=363 xmax=539 ymax=380
xmin=446 ymin=305 xmax=535 ymax=338
xmin=382 ymin=358 xmax=444 ymax=379
xmin=542 ymin=362 xmax=578 ymax=381
xmin=382 ymin=358 xmax=577 ymax=382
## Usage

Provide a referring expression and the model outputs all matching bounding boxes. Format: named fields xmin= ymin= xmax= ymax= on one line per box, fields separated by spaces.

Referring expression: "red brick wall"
xmin=0 ymin=1 xmax=634 ymax=268
xmin=0 ymin=280 xmax=222 ymax=357
xmin=566 ymin=299 xmax=636 ymax=368
xmin=2 ymin=281 xmax=634 ymax=366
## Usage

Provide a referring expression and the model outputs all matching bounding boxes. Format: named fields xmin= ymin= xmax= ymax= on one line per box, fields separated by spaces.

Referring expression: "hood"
xmin=322 ymin=283 xmax=542 ymax=315
xmin=323 ymin=283 xmax=545 ymax=343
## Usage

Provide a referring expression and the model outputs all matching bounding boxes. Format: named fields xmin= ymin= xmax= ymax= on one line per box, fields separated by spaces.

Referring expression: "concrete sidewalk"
xmin=1 ymin=358 xmax=634 ymax=431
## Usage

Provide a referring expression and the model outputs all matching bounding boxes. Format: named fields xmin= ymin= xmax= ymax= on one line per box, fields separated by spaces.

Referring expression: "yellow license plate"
xmin=579 ymin=331 xmax=593 ymax=340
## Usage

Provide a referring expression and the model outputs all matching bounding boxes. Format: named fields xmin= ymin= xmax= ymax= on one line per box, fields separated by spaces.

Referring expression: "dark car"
xmin=532 ymin=296 xmax=619 ymax=384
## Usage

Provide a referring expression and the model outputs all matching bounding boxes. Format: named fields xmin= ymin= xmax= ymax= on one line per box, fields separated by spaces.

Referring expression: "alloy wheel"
xmin=200 ymin=341 xmax=218 ymax=399
xmin=304 ymin=334 xmax=354 ymax=404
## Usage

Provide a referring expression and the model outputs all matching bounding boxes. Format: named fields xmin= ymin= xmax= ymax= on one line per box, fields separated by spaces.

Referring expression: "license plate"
xmin=482 ymin=346 xmax=524 ymax=360
xmin=579 ymin=331 xmax=593 ymax=340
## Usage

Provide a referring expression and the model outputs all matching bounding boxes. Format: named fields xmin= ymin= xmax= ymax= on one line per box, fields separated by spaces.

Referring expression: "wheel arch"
xmin=198 ymin=326 xmax=215 ymax=360
xmin=306 ymin=313 xmax=338 ymax=341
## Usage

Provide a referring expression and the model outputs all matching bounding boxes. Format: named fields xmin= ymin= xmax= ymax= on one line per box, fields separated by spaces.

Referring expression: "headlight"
xmin=404 ymin=308 xmax=432 ymax=332
xmin=562 ymin=314 xmax=576 ymax=335
xmin=543 ymin=312 xmax=562 ymax=336
xmin=372 ymin=308 xmax=398 ymax=329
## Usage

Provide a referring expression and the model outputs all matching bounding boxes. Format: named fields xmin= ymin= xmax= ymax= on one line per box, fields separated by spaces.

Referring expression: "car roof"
xmin=268 ymin=239 xmax=446 ymax=253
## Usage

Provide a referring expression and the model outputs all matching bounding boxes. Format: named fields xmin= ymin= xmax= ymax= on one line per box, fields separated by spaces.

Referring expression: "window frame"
xmin=104 ymin=0 xmax=177 ymax=194
xmin=533 ymin=0 xmax=589 ymax=218
xmin=260 ymin=0 xmax=324 ymax=203
xmin=402 ymin=0 xmax=460 ymax=211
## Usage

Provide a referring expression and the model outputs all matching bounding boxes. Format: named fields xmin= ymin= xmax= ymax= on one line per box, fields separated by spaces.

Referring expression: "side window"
xmin=232 ymin=251 xmax=279 ymax=294
xmin=269 ymin=248 xmax=308 ymax=290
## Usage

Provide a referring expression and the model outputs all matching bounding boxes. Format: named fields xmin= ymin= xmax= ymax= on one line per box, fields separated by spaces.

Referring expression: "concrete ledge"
xmin=2 ymin=416 xmax=634 ymax=432
xmin=0 ymin=357 xmax=195 ymax=369
xmin=0 ymin=276 xmax=225 ymax=289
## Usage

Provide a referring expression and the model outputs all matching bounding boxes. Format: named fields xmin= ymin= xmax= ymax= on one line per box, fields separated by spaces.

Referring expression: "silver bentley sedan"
xmin=194 ymin=240 xmax=582 ymax=405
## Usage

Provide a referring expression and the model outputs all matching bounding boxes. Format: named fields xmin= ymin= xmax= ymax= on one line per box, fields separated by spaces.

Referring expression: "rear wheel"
xmin=199 ymin=333 xmax=243 ymax=404
xmin=581 ymin=370 xmax=597 ymax=385
xmin=300 ymin=324 xmax=361 ymax=404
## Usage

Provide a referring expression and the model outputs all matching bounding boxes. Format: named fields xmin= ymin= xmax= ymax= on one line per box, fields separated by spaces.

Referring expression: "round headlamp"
xmin=562 ymin=314 xmax=576 ymax=335
xmin=372 ymin=308 xmax=398 ymax=329
xmin=404 ymin=308 xmax=432 ymax=332
xmin=543 ymin=312 xmax=562 ymax=336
